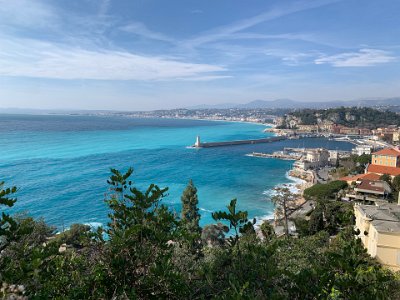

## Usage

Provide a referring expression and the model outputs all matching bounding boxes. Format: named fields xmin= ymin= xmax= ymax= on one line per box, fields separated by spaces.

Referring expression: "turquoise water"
xmin=0 ymin=115 xmax=353 ymax=228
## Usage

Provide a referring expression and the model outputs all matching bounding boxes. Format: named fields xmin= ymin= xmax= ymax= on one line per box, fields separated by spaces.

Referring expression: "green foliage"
xmin=201 ymin=223 xmax=228 ymax=247
xmin=103 ymin=168 xmax=187 ymax=299
xmin=291 ymin=107 xmax=400 ymax=129
xmin=308 ymin=205 xmax=324 ymax=234
xmin=271 ymin=187 xmax=299 ymax=237
xmin=180 ymin=180 xmax=202 ymax=255
xmin=181 ymin=180 xmax=201 ymax=234
xmin=54 ymin=223 xmax=94 ymax=248
xmin=0 ymin=181 xmax=18 ymax=245
xmin=260 ymin=221 xmax=275 ymax=240
xmin=1 ymin=169 xmax=399 ymax=299
xmin=212 ymin=199 xmax=255 ymax=245
xmin=393 ymin=175 xmax=400 ymax=191
xmin=293 ymin=217 xmax=310 ymax=237
xmin=355 ymin=153 xmax=372 ymax=165
xmin=380 ymin=174 xmax=392 ymax=186
xmin=307 ymin=200 xmax=354 ymax=236
xmin=304 ymin=180 xmax=348 ymax=200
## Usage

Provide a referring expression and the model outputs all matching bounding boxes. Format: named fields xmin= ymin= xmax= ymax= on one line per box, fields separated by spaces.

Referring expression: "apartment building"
xmin=371 ymin=148 xmax=400 ymax=168
xmin=355 ymin=203 xmax=400 ymax=271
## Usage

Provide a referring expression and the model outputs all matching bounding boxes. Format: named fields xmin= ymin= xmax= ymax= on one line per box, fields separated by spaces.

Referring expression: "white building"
xmin=352 ymin=145 xmax=373 ymax=156
xmin=294 ymin=148 xmax=331 ymax=171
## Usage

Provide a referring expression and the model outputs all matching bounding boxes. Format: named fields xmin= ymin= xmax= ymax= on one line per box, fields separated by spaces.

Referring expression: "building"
xmin=305 ymin=148 xmax=330 ymax=167
xmin=371 ymin=148 xmax=400 ymax=168
xmin=297 ymin=124 xmax=319 ymax=132
xmin=354 ymin=203 xmax=400 ymax=271
xmin=393 ymin=131 xmax=400 ymax=143
xmin=363 ymin=147 xmax=400 ymax=178
xmin=346 ymin=180 xmax=392 ymax=203
xmin=340 ymin=173 xmax=381 ymax=185
xmin=366 ymin=164 xmax=400 ymax=178
xmin=328 ymin=150 xmax=339 ymax=165
xmin=292 ymin=148 xmax=332 ymax=171
xmin=352 ymin=145 xmax=373 ymax=156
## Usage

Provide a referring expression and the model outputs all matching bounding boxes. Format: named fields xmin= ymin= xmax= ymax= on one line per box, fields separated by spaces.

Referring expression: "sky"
xmin=0 ymin=0 xmax=399 ymax=110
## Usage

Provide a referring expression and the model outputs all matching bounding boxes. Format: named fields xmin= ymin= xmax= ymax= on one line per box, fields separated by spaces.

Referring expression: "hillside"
xmin=289 ymin=107 xmax=400 ymax=129
xmin=187 ymin=97 xmax=400 ymax=110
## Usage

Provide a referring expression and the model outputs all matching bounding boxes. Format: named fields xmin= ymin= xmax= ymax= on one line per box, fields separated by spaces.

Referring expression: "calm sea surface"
xmin=0 ymin=114 xmax=354 ymax=228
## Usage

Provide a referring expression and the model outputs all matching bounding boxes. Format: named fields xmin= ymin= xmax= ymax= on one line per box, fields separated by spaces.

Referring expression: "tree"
xmin=201 ymin=223 xmax=229 ymax=247
xmin=212 ymin=199 xmax=255 ymax=246
xmin=271 ymin=186 xmax=299 ymax=237
xmin=355 ymin=153 xmax=371 ymax=165
xmin=392 ymin=175 xmax=400 ymax=192
xmin=0 ymin=181 xmax=18 ymax=250
xmin=181 ymin=180 xmax=201 ymax=235
xmin=103 ymin=168 xmax=188 ymax=299
xmin=308 ymin=205 xmax=324 ymax=234
xmin=304 ymin=180 xmax=347 ymax=200
xmin=260 ymin=221 xmax=276 ymax=241
xmin=380 ymin=174 xmax=392 ymax=186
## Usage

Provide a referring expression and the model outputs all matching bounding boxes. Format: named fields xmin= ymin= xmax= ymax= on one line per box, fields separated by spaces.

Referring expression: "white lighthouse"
xmin=195 ymin=136 xmax=201 ymax=148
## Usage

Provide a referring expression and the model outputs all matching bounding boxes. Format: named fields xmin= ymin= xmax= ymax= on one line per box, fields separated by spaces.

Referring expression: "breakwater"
xmin=192 ymin=136 xmax=285 ymax=148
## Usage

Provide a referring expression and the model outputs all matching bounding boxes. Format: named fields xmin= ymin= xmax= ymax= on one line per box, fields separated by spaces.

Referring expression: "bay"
xmin=0 ymin=114 xmax=353 ymax=228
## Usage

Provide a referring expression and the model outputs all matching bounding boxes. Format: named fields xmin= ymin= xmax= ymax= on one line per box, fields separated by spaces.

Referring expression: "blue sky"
xmin=0 ymin=0 xmax=399 ymax=110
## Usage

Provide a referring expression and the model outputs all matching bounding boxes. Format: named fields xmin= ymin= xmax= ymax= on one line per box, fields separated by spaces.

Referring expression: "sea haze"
xmin=0 ymin=115 xmax=353 ymax=228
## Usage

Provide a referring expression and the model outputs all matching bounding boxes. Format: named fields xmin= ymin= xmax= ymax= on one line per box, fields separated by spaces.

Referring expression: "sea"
xmin=0 ymin=114 xmax=354 ymax=229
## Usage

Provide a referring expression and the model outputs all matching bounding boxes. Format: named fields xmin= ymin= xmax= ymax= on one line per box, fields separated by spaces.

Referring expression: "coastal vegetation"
xmin=289 ymin=107 xmax=400 ymax=128
xmin=303 ymin=180 xmax=348 ymax=200
xmin=1 ymin=169 xmax=400 ymax=299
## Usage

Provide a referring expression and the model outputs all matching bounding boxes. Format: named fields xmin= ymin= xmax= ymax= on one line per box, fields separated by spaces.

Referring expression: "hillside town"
xmin=267 ymin=141 xmax=400 ymax=271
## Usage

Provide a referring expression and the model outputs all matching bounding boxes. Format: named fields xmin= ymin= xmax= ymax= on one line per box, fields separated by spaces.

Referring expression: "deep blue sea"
xmin=0 ymin=114 xmax=353 ymax=229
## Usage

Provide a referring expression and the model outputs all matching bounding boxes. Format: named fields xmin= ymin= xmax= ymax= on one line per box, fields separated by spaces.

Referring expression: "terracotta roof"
xmin=355 ymin=180 xmax=386 ymax=194
xmin=367 ymin=164 xmax=400 ymax=176
xmin=340 ymin=173 xmax=381 ymax=182
xmin=372 ymin=148 xmax=400 ymax=157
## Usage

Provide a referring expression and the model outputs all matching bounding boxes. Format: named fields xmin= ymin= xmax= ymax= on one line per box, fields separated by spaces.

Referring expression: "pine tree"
xmin=181 ymin=180 xmax=201 ymax=234
xmin=0 ymin=181 xmax=18 ymax=250
xmin=271 ymin=186 xmax=299 ymax=237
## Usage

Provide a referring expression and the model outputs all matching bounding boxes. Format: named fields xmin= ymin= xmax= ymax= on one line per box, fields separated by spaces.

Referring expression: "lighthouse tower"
xmin=195 ymin=136 xmax=201 ymax=148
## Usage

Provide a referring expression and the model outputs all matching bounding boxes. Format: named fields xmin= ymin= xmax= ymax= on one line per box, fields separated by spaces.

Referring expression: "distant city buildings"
xmin=293 ymin=148 xmax=337 ymax=171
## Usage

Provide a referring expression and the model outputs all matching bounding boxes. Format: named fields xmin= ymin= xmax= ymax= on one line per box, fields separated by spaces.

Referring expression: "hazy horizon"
xmin=1 ymin=0 xmax=399 ymax=110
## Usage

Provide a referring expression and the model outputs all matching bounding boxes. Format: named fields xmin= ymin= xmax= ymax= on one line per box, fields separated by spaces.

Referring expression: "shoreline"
xmin=255 ymin=169 xmax=309 ymax=228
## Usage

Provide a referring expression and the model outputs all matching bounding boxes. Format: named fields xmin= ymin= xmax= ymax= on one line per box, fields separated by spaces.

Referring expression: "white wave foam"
xmin=199 ymin=207 xmax=213 ymax=213
xmin=254 ymin=212 xmax=275 ymax=228
xmin=264 ymin=171 xmax=306 ymax=196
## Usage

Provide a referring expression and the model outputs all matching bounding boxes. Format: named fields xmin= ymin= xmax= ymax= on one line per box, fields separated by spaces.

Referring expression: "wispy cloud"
xmin=0 ymin=0 xmax=57 ymax=29
xmin=315 ymin=49 xmax=396 ymax=67
xmin=182 ymin=0 xmax=341 ymax=48
xmin=98 ymin=0 xmax=111 ymax=17
xmin=120 ymin=22 xmax=175 ymax=43
xmin=0 ymin=37 xmax=227 ymax=81
xmin=178 ymin=75 xmax=232 ymax=81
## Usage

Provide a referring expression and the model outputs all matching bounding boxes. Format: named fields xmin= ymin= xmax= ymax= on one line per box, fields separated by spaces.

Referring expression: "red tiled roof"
xmin=340 ymin=173 xmax=381 ymax=182
xmin=367 ymin=164 xmax=400 ymax=176
xmin=372 ymin=148 xmax=400 ymax=157
xmin=355 ymin=180 xmax=386 ymax=193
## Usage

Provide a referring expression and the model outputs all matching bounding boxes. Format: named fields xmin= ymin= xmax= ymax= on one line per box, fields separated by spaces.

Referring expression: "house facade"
xmin=371 ymin=148 xmax=400 ymax=168
xmin=354 ymin=203 xmax=400 ymax=271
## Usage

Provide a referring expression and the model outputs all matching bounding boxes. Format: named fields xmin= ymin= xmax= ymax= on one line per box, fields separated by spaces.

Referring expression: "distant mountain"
xmin=187 ymin=97 xmax=400 ymax=110
xmin=187 ymin=102 xmax=240 ymax=109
